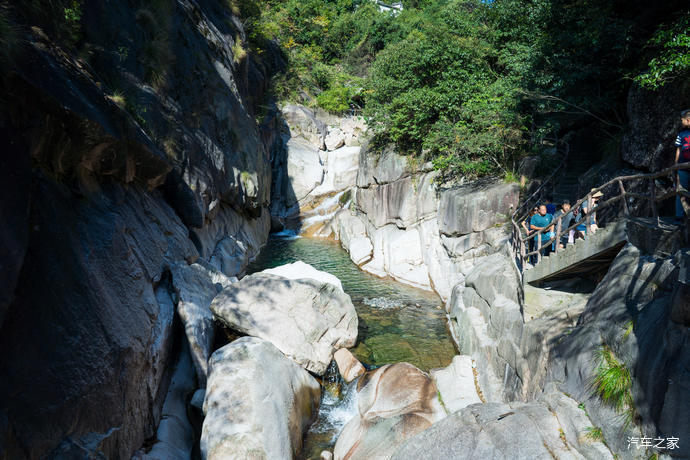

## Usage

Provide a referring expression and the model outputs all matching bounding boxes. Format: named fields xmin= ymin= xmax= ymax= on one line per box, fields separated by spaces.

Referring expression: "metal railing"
xmin=510 ymin=162 xmax=690 ymax=274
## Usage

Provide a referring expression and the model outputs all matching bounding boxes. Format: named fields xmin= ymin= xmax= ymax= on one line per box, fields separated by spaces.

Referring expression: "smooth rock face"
xmin=312 ymin=146 xmax=361 ymax=196
xmin=621 ymin=79 xmax=690 ymax=171
xmin=210 ymin=274 xmax=357 ymax=374
xmin=431 ymin=355 xmax=481 ymax=414
xmin=438 ymin=182 xmax=519 ymax=237
xmin=547 ymin=244 xmax=687 ymax=457
xmin=325 ymin=127 xmax=345 ymax=151
xmin=201 ymin=337 xmax=321 ymax=460
xmin=392 ymin=393 xmax=612 ymax=460
xmin=261 ymin=261 xmax=344 ymax=290
xmin=333 ymin=363 xmax=445 ymax=460
xmin=286 ymin=138 xmax=324 ymax=203
xmin=334 ymin=348 xmax=366 ymax=383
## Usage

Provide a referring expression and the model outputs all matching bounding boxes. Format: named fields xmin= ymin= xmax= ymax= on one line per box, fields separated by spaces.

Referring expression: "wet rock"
xmin=261 ymin=261 xmax=344 ymax=290
xmin=392 ymin=392 xmax=612 ymax=460
xmin=333 ymin=363 xmax=445 ymax=460
xmin=210 ymin=274 xmax=357 ymax=374
xmin=201 ymin=337 xmax=320 ymax=459
xmin=334 ymin=348 xmax=366 ymax=383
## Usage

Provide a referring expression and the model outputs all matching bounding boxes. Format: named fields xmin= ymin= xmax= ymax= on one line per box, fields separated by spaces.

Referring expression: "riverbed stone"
xmin=201 ymin=337 xmax=320 ymax=460
xmin=333 ymin=363 xmax=445 ymax=460
xmin=210 ymin=273 xmax=357 ymax=374
xmin=261 ymin=261 xmax=343 ymax=290
xmin=334 ymin=348 xmax=366 ymax=383
xmin=333 ymin=210 xmax=373 ymax=266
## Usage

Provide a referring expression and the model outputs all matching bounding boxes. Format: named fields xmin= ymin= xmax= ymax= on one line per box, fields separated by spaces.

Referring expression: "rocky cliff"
xmin=0 ymin=1 xmax=279 ymax=457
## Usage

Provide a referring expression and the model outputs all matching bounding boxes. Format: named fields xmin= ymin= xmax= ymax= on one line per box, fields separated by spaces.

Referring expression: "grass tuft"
xmin=232 ymin=34 xmax=246 ymax=64
xmin=107 ymin=90 xmax=126 ymax=108
xmin=584 ymin=426 xmax=605 ymax=443
xmin=593 ymin=346 xmax=636 ymax=427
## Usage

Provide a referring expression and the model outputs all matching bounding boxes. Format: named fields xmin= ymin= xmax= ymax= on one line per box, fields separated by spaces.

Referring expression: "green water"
xmin=248 ymin=234 xmax=457 ymax=459
xmin=247 ymin=235 xmax=457 ymax=372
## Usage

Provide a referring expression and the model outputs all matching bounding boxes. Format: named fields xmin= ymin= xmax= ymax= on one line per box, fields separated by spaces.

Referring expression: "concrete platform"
xmin=524 ymin=220 xmax=628 ymax=284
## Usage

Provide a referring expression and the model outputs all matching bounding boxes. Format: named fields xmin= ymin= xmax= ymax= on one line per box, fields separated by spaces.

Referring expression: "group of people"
xmin=521 ymin=192 xmax=603 ymax=262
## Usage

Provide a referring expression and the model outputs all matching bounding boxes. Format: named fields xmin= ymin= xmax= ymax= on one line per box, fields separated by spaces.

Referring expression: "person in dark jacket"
xmin=675 ymin=109 xmax=690 ymax=222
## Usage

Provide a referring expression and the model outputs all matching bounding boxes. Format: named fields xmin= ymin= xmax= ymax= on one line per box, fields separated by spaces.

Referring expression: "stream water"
xmin=247 ymin=233 xmax=457 ymax=459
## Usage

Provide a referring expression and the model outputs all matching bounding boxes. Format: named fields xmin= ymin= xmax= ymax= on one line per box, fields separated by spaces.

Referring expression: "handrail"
xmin=510 ymin=162 xmax=690 ymax=274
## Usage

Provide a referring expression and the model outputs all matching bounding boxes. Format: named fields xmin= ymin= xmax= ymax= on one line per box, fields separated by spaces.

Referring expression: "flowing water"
xmin=247 ymin=233 xmax=457 ymax=459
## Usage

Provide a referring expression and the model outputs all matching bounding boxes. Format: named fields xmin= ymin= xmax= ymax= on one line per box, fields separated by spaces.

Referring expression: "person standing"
xmin=530 ymin=204 xmax=554 ymax=257
xmin=553 ymin=200 xmax=573 ymax=248
xmin=675 ymin=109 xmax=690 ymax=222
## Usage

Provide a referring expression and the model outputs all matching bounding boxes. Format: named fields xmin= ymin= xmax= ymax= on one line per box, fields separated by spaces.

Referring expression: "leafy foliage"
xmin=636 ymin=13 xmax=690 ymax=89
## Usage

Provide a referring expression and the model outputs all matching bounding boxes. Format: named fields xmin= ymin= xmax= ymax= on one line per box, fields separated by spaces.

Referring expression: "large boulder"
xmin=261 ymin=261 xmax=343 ymax=290
xmin=392 ymin=392 xmax=612 ymax=460
xmin=332 ymin=209 xmax=374 ymax=266
xmin=210 ymin=273 xmax=358 ymax=374
xmin=356 ymin=173 xmax=438 ymax=229
xmin=361 ymin=226 xmax=431 ymax=291
xmin=201 ymin=337 xmax=321 ymax=459
xmin=333 ymin=363 xmax=445 ymax=460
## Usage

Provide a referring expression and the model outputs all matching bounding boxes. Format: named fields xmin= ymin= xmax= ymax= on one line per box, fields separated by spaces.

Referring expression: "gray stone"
xmin=286 ymin=138 xmax=324 ymax=203
xmin=431 ymin=355 xmax=481 ymax=414
xmin=621 ymin=79 xmax=690 ymax=171
xmin=465 ymin=252 xmax=521 ymax=306
xmin=170 ymin=262 xmax=234 ymax=386
xmin=282 ymin=104 xmax=327 ymax=149
xmin=210 ymin=274 xmax=358 ymax=374
xmin=392 ymin=393 xmax=612 ymax=460
xmin=201 ymin=337 xmax=320 ymax=460
xmin=356 ymin=173 xmax=438 ymax=229
xmin=325 ymin=127 xmax=345 ymax=151
xmin=133 ymin=342 xmax=196 ymax=460
xmin=333 ymin=210 xmax=374 ymax=266
xmin=438 ymin=182 xmax=519 ymax=237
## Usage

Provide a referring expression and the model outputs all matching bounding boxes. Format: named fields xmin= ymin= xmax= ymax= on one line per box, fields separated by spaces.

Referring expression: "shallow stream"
xmin=247 ymin=233 xmax=457 ymax=459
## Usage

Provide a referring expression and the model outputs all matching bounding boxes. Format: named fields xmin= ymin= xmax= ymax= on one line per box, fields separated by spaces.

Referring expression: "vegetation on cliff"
xmin=251 ymin=0 xmax=689 ymax=179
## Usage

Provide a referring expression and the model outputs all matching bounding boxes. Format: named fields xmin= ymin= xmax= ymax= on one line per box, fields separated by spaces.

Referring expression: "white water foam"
xmin=362 ymin=296 xmax=404 ymax=309
xmin=271 ymin=229 xmax=301 ymax=239
xmin=310 ymin=379 xmax=359 ymax=440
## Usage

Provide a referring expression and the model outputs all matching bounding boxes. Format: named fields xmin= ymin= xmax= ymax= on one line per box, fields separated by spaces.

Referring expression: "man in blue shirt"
xmin=675 ymin=109 xmax=690 ymax=222
xmin=530 ymin=204 xmax=554 ymax=257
